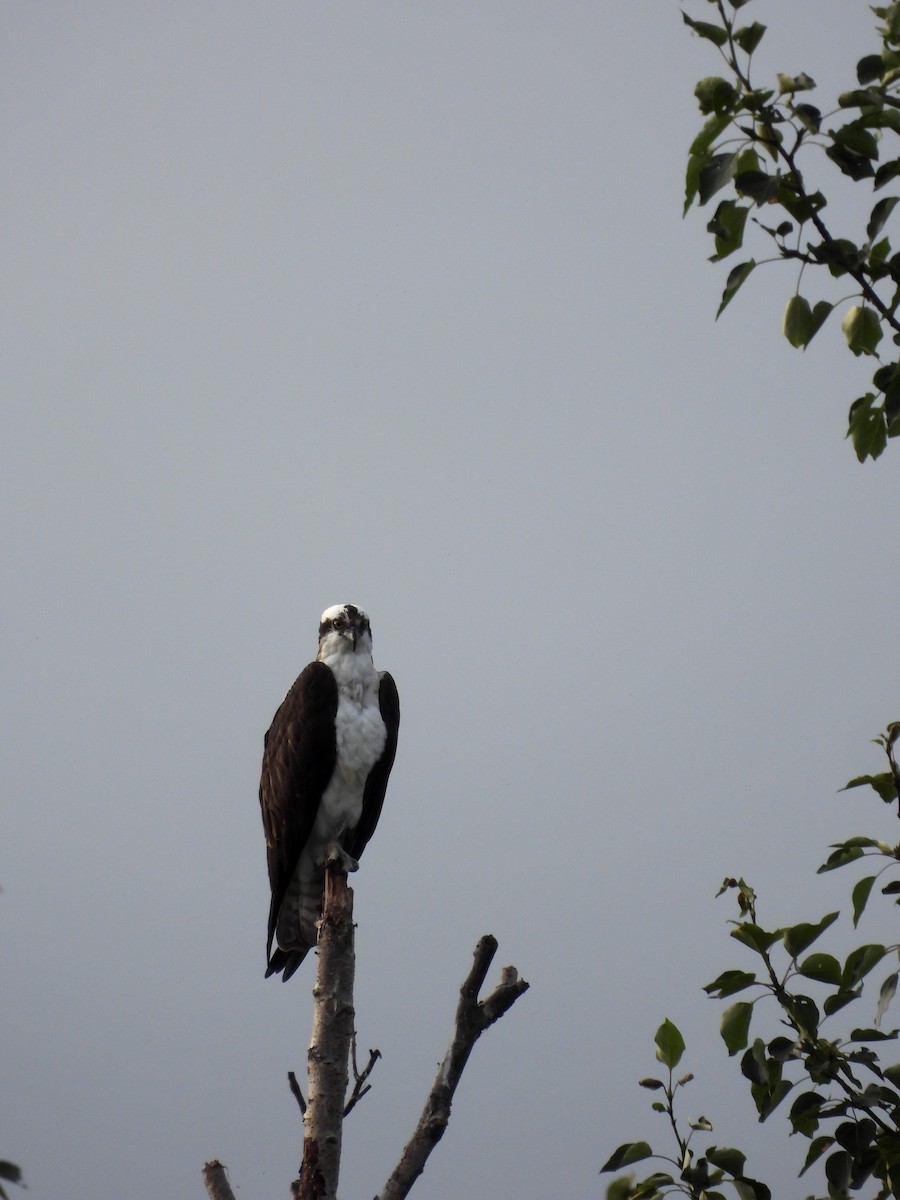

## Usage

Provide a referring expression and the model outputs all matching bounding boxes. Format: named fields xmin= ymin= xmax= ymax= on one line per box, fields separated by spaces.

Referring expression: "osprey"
xmin=259 ymin=604 xmax=400 ymax=981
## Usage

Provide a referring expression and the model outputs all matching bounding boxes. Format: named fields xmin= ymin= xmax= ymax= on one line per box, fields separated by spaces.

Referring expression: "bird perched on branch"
xmin=259 ymin=604 xmax=400 ymax=981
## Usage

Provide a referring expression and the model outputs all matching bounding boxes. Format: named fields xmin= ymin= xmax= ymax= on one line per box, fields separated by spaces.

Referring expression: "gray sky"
xmin=3 ymin=3 xmax=899 ymax=1198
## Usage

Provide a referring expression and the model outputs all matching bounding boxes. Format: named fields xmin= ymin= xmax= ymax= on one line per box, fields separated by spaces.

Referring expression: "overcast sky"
xmin=3 ymin=3 xmax=899 ymax=1198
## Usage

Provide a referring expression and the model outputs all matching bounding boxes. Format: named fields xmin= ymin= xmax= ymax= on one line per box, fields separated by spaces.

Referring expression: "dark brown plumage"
xmin=259 ymin=608 xmax=399 ymax=980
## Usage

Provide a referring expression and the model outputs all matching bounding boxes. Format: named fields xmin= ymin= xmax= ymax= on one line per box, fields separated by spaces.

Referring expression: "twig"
xmin=288 ymin=1069 xmax=307 ymax=1115
xmin=344 ymin=1035 xmax=381 ymax=1118
xmin=375 ymin=934 xmax=529 ymax=1200
xmin=202 ymin=1160 xmax=237 ymax=1200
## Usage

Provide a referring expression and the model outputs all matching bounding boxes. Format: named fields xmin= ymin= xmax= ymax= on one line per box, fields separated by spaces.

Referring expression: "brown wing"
xmin=259 ymin=660 xmax=338 ymax=965
xmin=343 ymin=671 xmax=400 ymax=860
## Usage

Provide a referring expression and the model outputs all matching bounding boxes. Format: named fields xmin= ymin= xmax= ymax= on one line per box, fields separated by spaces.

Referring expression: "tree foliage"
xmin=683 ymin=0 xmax=900 ymax=460
xmin=601 ymin=8 xmax=900 ymax=1197
xmin=602 ymin=726 xmax=900 ymax=1200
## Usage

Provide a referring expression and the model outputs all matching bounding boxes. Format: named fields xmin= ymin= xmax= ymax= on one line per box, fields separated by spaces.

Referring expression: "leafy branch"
xmin=601 ymin=1019 xmax=769 ymax=1200
xmin=603 ymin=727 xmax=900 ymax=1200
xmin=684 ymin=0 xmax=900 ymax=460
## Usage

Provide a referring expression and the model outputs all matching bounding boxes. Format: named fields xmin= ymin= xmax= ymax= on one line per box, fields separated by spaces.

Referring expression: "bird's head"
xmin=317 ymin=603 xmax=374 ymax=660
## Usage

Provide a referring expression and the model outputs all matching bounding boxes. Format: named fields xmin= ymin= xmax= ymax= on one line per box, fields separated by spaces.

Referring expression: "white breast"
xmin=334 ymin=695 xmax=388 ymax=779
xmin=313 ymin=647 xmax=386 ymax=841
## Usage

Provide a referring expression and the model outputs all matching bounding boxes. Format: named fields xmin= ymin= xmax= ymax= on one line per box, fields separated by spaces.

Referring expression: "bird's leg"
xmin=323 ymin=842 xmax=360 ymax=873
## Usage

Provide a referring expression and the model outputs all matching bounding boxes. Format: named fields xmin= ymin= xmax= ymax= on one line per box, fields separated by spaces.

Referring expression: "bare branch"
xmin=202 ymin=1160 xmax=237 ymax=1200
xmin=288 ymin=1070 xmax=307 ymax=1115
xmin=344 ymin=1037 xmax=381 ymax=1118
xmin=376 ymin=934 xmax=529 ymax=1200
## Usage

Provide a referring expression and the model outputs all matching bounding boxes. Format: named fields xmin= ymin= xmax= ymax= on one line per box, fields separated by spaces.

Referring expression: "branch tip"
xmin=202 ymin=1160 xmax=237 ymax=1200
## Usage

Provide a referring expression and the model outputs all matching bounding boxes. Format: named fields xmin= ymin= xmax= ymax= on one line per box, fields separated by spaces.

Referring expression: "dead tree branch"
xmin=294 ymin=865 xmax=356 ymax=1200
xmin=288 ymin=1070 xmax=307 ymax=1115
xmin=375 ymin=934 xmax=530 ymax=1200
xmin=202 ymin=1160 xmax=237 ymax=1200
xmin=344 ymin=1037 xmax=381 ymax=1118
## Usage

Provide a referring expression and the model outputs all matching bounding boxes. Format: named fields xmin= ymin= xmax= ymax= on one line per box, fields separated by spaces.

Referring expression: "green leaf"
xmin=848 ymin=1025 xmax=899 ymax=1040
xmin=843 ymin=943 xmax=888 ymax=989
xmin=716 ymin=259 xmax=756 ymax=318
xmin=705 ymin=1146 xmax=746 ymax=1177
xmin=704 ymin=969 xmax=758 ymax=998
xmin=798 ymin=952 xmax=842 ymax=985
xmin=729 ymin=921 xmax=781 ymax=954
xmin=800 ymin=1135 xmax=835 ymax=1176
xmin=870 ymin=106 xmax=900 ymax=134
xmin=842 ymin=305 xmax=883 ymax=356
xmin=842 ymin=773 xmax=898 ymax=803
xmin=833 ymin=120 xmax=881 ymax=159
xmin=699 ymin=151 xmax=739 ymax=205
xmin=823 ymin=987 xmax=861 ymax=1017
xmin=682 ymin=13 xmax=729 ymax=47
xmin=858 ymin=54 xmax=885 ymax=85
xmin=721 ymin=1001 xmax=753 ymax=1055
xmin=654 ymin=1019 xmax=685 ymax=1069
xmin=786 ymin=993 xmax=820 ymax=1039
xmin=838 ymin=87 xmax=885 ymax=110
xmin=777 ymin=72 xmax=816 ymax=94
xmin=782 ymin=295 xmax=813 ymax=348
xmin=810 ymin=237 xmax=861 ymax=276
xmin=875 ymin=158 xmax=900 ymax=189
xmin=733 ymin=22 xmax=766 ymax=55
xmin=753 ymin=1077 xmax=792 ymax=1121
xmin=636 ymin=1173 xmax=677 ymax=1195
xmin=806 ymin=300 xmax=834 ymax=345
xmin=707 ymin=200 xmax=749 ymax=260
xmin=879 ymin=1130 xmax=900 ymax=1170
xmin=789 ymin=1090 xmax=824 ymax=1137
xmin=740 ymin=1038 xmax=769 ymax=1084
xmin=777 ymin=292 xmax=835 ymax=350
xmin=777 ymin=185 xmax=827 ymax=224
xmin=847 ymin=394 xmax=888 ymax=462
xmin=735 ymin=169 xmax=779 ymax=205
xmin=794 ymin=103 xmax=822 ymax=134
xmin=869 ymin=195 xmax=900 ymax=243
xmin=825 ymin=1149 xmax=852 ymax=1193
xmin=878 ymin=366 xmax=900 ymax=435
xmin=868 ymin=236 xmax=892 ymax=274
xmin=766 ymin=1036 xmax=797 ymax=1062
xmin=853 ymin=876 xmax=877 ymax=927
xmin=876 ymin=971 xmax=898 ymax=1026
xmin=685 ymin=153 xmax=705 ymax=215
xmin=819 ymin=844 xmax=865 ymax=872
xmin=689 ymin=112 xmax=733 ymax=158
xmin=836 ymin=1117 xmax=878 ymax=1158
xmin=731 ymin=1180 xmax=771 ymax=1200
xmin=826 ymin=142 xmax=876 ymax=179
xmin=600 ymin=1141 xmax=653 ymax=1172
xmin=605 ymin=1176 xmax=637 ymax=1200
xmin=783 ymin=911 xmax=839 ymax=958
xmin=695 ymin=76 xmax=739 ymax=116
